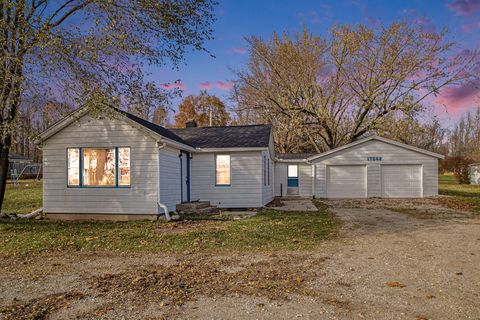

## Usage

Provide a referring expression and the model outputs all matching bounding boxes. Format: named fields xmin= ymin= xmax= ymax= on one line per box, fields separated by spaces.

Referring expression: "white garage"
xmin=306 ymin=136 xmax=444 ymax=199
xmin=326 ymin=165 xmax=366 ymax=198
xmin=381 ymin=164 xmax=422 ymax=198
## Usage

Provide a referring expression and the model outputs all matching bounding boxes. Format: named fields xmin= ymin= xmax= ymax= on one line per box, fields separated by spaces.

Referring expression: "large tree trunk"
xmin=0 ymin=137 xmax=11 ymax=213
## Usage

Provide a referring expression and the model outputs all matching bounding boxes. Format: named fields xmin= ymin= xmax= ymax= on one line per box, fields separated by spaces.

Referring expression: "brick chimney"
xmin=185 ymin=119 xmax=197 ymax=128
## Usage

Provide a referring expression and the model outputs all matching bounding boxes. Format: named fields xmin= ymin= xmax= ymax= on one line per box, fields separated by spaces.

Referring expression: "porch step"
xmin=176 ymin=201 xmax=217 ymax=215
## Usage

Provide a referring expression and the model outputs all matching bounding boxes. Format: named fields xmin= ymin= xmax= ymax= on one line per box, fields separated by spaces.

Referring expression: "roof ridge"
xmin=171 ymin=123 xmax=271 ymax=129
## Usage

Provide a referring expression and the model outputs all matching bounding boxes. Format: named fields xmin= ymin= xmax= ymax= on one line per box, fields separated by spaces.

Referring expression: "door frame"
xmin=179 ymin=151 xmax=191 ymax=202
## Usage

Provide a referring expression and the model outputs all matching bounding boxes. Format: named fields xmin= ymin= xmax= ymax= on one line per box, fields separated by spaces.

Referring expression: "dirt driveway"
xmin=1 ymin=199 xmax=479 ymax=320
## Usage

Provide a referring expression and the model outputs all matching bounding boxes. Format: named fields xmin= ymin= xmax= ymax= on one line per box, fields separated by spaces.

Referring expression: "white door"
xmin=381 ymin=164 xmax=422 ymax=198
xmin=327 ymin=165 xmax=367 ymax=198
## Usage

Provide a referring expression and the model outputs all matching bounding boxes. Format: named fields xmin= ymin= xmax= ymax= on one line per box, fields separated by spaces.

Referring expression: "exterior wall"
xmin=312 ymin=139 xmax=439 ymax=198
xmin=274 ymin=162 xmax=313 ymax=197
xmin=159 ymin=146 xmax=182 ymax=212
xmin=261 ymin=150 xmax=274 ymax=205
xmin=42 ymin=115 xmax=159 ymax=215
xmin=470 ymin=165 xmax=480 ymax=185
xmin=190 ymin=151 xmax=264 ymax=208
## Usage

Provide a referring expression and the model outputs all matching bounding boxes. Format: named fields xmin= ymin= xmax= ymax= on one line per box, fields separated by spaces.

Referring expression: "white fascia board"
xmin=274 ymin=158 xmax=310 ymax=163
xmin=307 ymin=136 xmax=445 ymax=161
xmin=194 ymin=147 xmax=268 ymax=153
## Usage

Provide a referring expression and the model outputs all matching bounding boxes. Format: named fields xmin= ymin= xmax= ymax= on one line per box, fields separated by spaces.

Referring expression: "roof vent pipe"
xmin=185 ymin=119 xmax=197 ymax=128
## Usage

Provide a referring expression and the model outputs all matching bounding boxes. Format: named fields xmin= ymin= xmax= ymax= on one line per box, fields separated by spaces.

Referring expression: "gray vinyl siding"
xmin=42 ymin=115 xmax=159 ymax=215
xmin=274 ymin=162 xmax=313 ymax=197
xmin=190 ymin=151 xmax=264 ymax=208
xmin=159 ymin=146 xmax=182 ymax=212
xmin=313 ymin=139 xmax=439 ymax=198
xmin=261 ymin=150 xmax=274 ymax=205
xmin=367 ymin=163 xmax=381 ymax=197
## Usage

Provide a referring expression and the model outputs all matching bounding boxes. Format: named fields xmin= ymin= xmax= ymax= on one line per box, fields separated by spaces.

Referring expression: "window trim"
xmin=215 ymin=153 xmax=231 ymax=187
xmin=66 ymin=146 xmax=131 ymax=188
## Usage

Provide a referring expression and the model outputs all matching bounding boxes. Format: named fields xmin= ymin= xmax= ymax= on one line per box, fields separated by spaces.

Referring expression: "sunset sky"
xmin=150 ymin=0 xmax=480 ymax=125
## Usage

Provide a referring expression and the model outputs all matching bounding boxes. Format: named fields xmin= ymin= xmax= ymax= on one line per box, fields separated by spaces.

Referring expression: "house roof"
xmin=37 ymin=106 xmax=271 ymax=150
xmin=113 ymin=109 xmax=192 ymax=147
xmin=307 ymin=135 xmax=445 ymax=161
xmin=170 ymin=125 xmax=272 ymax=149
xmin=276 ymin=153 xmax=314 ymax=161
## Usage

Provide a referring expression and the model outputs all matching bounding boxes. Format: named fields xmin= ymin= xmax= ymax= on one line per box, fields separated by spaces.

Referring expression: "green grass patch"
xmin=439 ymin=174 xmax=480 ymax=213
xmin=2 ymin=180 xmax=42 ymax=214
xmin=0 ymin=209 xmax=336 ymax=255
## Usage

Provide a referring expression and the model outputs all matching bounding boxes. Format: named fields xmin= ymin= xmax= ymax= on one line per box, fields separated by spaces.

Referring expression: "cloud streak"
xmin=447 ymin=0 xmax=480 ymax=16
xmin=160 ymin=82 xmax=186 ymax=90
xmin=199 ymin=81 xmax=212 ymax=90
xmin=215 ymin=81 xmax=234 ymax=90
xmin=232 ymin=47 xmax=246 ymax=54
xmin=436 ymin=82 xmax=480 ymax=113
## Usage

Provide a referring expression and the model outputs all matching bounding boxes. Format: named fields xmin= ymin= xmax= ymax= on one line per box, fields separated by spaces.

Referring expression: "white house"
xmin=37 ymin=107 xmax=443 ymax=220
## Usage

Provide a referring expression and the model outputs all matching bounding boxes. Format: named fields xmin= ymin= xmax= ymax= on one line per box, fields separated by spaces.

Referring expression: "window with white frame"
xmin=67 ymin=147 xmax=131 ymax=187
xmin=215 ymin=154 xmax=230 ymax=186
xmin=263 ymin=155 xmax=266 ymax=186
xmin=267 ymin=159 xmax=270 ymax=186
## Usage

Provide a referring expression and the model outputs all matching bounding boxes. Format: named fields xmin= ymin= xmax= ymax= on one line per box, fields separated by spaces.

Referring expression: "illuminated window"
xmin=215 ymin=154 xmax=230 ymax=186
xmin=83 ymin=148 xmax=116 ymax=186
xmin=118 ymin=147 xmax=131 ymax=186
xmin=66 ymin=147 xmax=131 ymax=187
xmin=67 ymin=148 xmax=80 ymax=186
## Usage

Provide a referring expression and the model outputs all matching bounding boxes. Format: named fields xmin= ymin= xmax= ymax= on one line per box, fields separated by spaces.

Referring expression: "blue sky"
xmin=148 ymin=0 xmax=480 ymax=124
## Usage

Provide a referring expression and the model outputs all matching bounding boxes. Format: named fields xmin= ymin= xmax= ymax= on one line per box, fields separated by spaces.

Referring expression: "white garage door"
xmin=381 ymin=165 xmax=422 ymax=198
xmin=327 ymin=165 xmax=366 ymax=198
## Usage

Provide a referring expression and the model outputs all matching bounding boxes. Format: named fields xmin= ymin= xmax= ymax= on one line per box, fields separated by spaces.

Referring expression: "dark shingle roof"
xmin=170 ymin=125 xmax=272 ymax=148
xmin=115 ymin=109 xmax=193 ymax=147
xmin=276 ymin=153 xmax=314 ymax=160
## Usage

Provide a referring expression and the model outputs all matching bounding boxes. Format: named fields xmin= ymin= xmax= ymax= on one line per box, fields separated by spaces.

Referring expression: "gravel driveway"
xmin=180 ymin=202 xmax=480 ymax=320
xmin=1 ymin=200 xmax=479 ymax=320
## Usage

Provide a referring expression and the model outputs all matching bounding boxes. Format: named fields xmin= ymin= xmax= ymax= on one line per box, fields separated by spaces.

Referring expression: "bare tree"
xmin=0 ymin=0 xmax=217 ymax=211
xmin=234 ymin=23 xmax=478 ymax=152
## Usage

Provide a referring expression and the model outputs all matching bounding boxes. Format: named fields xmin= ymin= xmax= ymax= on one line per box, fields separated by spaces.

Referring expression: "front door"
xmin=180 ymin=151 xmax=190 ymax=202
xmin=287 ymin=164 xmax=299 ymax=195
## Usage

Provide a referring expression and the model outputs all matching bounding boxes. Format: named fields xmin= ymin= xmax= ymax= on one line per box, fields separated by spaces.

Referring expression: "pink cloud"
xmin=160 ymin=82 xmax=186 ymax=90
xmin=448 ymin=0 xmax=480 ymax=16
xmin=232 ymin=47 xmax=246 ymax=54
xmin=462 ymin=21 xmax=480 ymax=32
xmin=215 ymin=81 xmax=234 ymax=90
xmin=436 ymin=82 xmax=480 ymax=113
xmin=199 ymin=81 xmax=212 ymax=90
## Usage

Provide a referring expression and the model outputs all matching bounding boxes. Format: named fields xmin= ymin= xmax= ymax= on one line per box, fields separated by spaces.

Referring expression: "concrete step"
xmin=176 ymin=201 xmax=218 ymax=215
xmin=176 ymin=201 xmax=211 ymax=212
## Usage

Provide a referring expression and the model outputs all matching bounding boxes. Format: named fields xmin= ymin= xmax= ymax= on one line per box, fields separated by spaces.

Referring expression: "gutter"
xmin=157 ymin=141 xmax=171 ymax=221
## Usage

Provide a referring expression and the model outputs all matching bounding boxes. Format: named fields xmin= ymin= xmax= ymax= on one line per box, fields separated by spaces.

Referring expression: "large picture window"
xmin=215 ymin=154 xmax=230 ymax=186
xmin=67 ymin=147 xmax=131 ymax=187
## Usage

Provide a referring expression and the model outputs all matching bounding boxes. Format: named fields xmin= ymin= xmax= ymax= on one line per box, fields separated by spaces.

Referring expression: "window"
xmin=267 ymin=159 xmax=270 ymax=186
xmin=67 ymin=148 xmax=80 ymax=186
xmin=263 ymin=155 xmax=266 ymax=186
xmin=67 ymin=147 xmax=131 ymax=187
xmin=118 ymin=147 xmax=131 ymax=186
xmin=215 ymin=154 xmax=230 ymax=186
xmin=287 ymin=164 xmax=299 ymax=187
xmin=83 ymin=148 xmax=116 ymax=186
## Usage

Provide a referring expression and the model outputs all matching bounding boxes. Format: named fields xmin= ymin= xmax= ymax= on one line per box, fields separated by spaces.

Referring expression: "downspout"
xmin=157 ymin=141 xmax=171 ymax=221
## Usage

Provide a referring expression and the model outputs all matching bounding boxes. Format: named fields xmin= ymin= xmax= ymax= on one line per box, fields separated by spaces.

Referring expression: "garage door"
xmin=327 ymin=165 xmax=366 ymax=198
xmin=381 ymin=165 xmax=422 ymax=198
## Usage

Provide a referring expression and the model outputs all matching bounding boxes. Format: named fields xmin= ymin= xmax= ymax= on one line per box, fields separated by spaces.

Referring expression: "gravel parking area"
xmin=1 ymin=199 xmax=479 ymax=320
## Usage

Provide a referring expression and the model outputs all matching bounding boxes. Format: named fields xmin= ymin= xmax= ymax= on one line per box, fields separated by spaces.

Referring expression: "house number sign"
xmin=367 ymin=156 xmax=382 ymax=161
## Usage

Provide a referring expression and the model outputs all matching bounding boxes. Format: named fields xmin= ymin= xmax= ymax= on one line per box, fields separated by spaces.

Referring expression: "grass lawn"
xmin=439 ymin=174 xmax=480 ymax=213
xmin=0 ymin=211 xmax=336 ymax=255
xmin=2 ymin=179 xmax=42 ymax=214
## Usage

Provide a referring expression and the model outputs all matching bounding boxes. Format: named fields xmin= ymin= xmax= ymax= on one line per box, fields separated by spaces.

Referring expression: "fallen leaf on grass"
xmin=385 ymin=281 xmax=406 ymax=288
xmin=131 ymin=275 xmax=142 ymax=284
